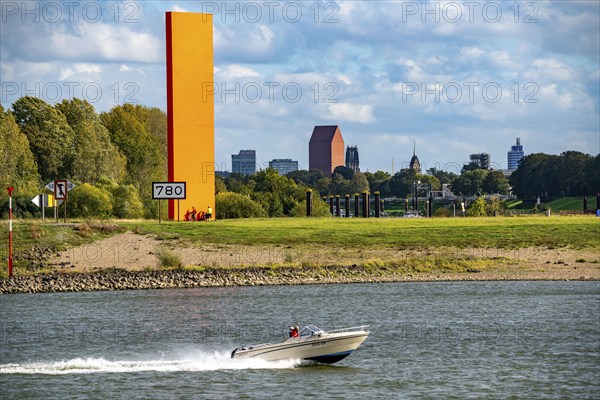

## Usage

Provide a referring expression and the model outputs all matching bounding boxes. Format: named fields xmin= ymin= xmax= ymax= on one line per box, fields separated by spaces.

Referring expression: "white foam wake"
xmin=0 ymin=351 xmax=302 ymax=375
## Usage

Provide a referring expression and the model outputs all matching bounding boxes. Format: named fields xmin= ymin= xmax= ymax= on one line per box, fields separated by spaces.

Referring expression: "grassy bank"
xmin=1 ymin=216 xmax=598 ymax=280
xmin=121 ymin=216 xmax=599 ymax=250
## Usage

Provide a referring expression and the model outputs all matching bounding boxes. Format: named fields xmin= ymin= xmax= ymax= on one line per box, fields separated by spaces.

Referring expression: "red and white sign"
xmin=54 ymin=180 xmax=67 ymax=200
xmin=46 ymin=180 xmax=75 ymax=200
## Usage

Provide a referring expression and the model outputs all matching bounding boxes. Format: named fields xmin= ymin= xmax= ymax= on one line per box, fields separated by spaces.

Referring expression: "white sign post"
xmin=152 ymin=182 xmax=186 ymax=223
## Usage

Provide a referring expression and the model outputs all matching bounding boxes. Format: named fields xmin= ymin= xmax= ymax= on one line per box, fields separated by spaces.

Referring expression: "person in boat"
xmin=289 ymin=326 xmax=299 ymax=338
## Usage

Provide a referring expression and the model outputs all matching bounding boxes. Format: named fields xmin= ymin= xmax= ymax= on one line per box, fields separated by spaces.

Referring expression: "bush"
xmin=156 ymin=248 xmax=183 ymax=268
xmin=68 ymin=183 xmax=112 ymax=218
xmin=467 ymin=197 xmax=487 ymax=217
xmin=290 ymin=197 xmax=331 ymax=217
xmin=433 ymin=207 xmax=449 ymax=218
xmin=216 ymin=192 xmax=267 ymax=219
xmin=112 ymin=184 xmax=144 ymax=218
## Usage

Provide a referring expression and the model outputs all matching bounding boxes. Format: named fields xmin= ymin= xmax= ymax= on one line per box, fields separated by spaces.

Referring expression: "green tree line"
xmin=1 ymin=97 xmax=165 ymax=218
xmin=509 ymin=152 xmax=599 ymax=199
xmin=2 ymin=96 xmax=597 ymax=219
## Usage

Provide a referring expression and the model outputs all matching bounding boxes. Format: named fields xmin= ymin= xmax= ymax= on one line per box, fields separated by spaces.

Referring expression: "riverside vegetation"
xmin=1 ymin=216 xmax=598 ymax=293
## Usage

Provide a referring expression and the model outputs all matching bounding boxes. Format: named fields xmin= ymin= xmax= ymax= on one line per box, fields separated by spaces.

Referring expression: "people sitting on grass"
xmin=183 ymin=207 xmax=210 ymax=222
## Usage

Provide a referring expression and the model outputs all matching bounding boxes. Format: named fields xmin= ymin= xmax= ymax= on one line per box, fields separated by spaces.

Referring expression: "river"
xmin=1 ymin=282 xmax=598 ymax=399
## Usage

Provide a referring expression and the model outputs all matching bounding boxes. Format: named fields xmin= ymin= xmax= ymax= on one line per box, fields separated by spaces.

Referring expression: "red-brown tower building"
xmin=309 ymin=125 xmax=345 ymax=176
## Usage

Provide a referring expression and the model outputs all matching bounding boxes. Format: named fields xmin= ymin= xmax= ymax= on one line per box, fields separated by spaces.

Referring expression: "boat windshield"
xmin=299 ymin=325 xmax=324 ymax=337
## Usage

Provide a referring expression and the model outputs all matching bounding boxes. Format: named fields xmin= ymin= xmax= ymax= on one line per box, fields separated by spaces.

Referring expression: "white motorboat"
xmin=230 ymin=325 xmax=370 ymax=364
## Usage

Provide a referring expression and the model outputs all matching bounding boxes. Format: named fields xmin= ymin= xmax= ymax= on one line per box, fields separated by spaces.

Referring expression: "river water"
xmin=1 ymin=282 xmax=598 ymax=399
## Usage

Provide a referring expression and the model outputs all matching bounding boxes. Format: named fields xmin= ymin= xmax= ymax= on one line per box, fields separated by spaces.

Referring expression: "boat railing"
xmin=327 ymin=325 xmax=370 ymax=334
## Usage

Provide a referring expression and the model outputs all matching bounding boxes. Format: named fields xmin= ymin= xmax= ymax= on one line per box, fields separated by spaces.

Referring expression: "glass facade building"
xmin=507 ymin=138 xmax=524 ymax=170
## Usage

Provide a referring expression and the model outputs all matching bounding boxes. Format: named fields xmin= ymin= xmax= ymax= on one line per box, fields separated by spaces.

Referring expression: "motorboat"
xmin=230 ymin=325 xmax=370 ymax=364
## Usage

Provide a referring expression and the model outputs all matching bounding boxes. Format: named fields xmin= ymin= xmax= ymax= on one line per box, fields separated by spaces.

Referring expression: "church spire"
xmin=409 ymin=141 xmax=421 ymax=172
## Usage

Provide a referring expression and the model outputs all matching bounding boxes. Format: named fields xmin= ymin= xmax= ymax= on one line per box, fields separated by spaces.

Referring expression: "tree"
xmin=225 ymin=174 xmax=252 ymax=195
xmin=287 ymin=169 xmax=326 ymax=187
xmin=559 ymin=151 xmax=589 ymax=196
xmin=452 ymin=169 xmax=488 ymax=196
xmin=68 ymin=183 xmax=112 ymax=218
xmin=216 ymin=192 xmax=267 ymax=219
xmin=112 ymin=184 xmax=144 ymax=218
xmin=0 ymin=105 xmax=39 ymax=200
xmin=316 ymin=177 xmax=332 ymax=197
xmin=461 ymin=162 xmax=482 ymax=173
xmin=510 ymin=153 xmax=554 ymax=199
xmin=12 ymin=96 xmax=75 ymax=181
xmin=251 ymin=168 xmax=305 ymax=216
xmin=427 ymin=168 xmax=458 ymax=185
xmin=418 ymin=174 xmax=441 ymax=191
xmin=332 ymin=165 xmax=354 ymax=180
xmin=485 ymin=196 xmax=505 ymax=215
xmin=389 ymin=169 xmax=418 ymax=198
xmin=349 ymin=172 xmax=370 ymax=194
xmin=56 ymin=98 xmax=126 ymax=184
xmin=482 ymin=170 xmax=510 ymax=194
xmin=509 ymin=153 xmax=593 ymax=199
xmin=365 ymin=171 xmax=391 ymax=197
xmin=583 ymin=155 xmax=600 ymax=195
xmin=215 ymin=176 xmax=228 ymax=194
xmin=467 ymin=196 xmax=487 ymax=217
xmin=100 ymin=104 xmax=166 ymax=216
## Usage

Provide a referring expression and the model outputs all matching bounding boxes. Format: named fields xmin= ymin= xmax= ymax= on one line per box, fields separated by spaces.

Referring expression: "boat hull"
xmin=231 ymin=331 xmax=369 ymax=364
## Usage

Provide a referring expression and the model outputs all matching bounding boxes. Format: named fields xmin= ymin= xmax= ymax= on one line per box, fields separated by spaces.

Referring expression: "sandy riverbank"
xmin=1 ymin=232 xmax=598 ymax=294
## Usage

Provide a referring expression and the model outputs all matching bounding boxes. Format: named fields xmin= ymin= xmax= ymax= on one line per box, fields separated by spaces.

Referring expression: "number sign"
xmin=152 ymin=182 xmax=186 ymax=199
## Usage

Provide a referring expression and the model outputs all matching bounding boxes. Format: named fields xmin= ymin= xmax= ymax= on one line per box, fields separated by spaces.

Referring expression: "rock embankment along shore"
xmin=1 ymin=265 xmax=598 ymax=294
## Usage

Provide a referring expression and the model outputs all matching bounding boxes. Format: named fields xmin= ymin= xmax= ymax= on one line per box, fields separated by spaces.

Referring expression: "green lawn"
xmin=506 ymin=197 xmax=597 ymax=211
xmin=547 ymin=197 xmax=597 ymax=211
xmin=121 ymin=216 xmax=600 ymax=250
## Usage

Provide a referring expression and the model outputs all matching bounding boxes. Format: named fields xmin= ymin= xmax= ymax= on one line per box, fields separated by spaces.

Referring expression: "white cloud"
xmin=171 ymin=5 xmax=190 ymax=12
xmin=59 ymin=63 xmax=102 ymax=80
xmin=216 ymin=64 xmax=263 ymax=80
xmin=539 ymin=84 xmax=574 ymax=110
xmin=45 ymin=22 xmax=161 ymax=63
xmin=460 ymin=47 xmax=484 ymax=59
xmin=338 ymin=74 xmax=352 ymax=85
xmin=487 ymin=50 xmax=520 ymax=71
xmin=525 ymin=58 xmax=574 ymax=81
xmin=324 ymin=103 xmax=375 ymax=124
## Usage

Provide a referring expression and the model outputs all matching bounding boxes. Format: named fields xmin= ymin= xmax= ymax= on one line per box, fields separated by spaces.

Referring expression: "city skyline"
xmin=1 ymin=1 xmax=598 ymax=172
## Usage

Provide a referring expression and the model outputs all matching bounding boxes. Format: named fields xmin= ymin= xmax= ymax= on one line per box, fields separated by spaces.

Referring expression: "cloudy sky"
xmin=1 ymin=0 xmax=599 ymax=172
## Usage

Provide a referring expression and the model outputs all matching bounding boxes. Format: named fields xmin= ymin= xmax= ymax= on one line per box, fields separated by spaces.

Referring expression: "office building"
xmin=269 ymin=159 xmax=299 ymax=175
xmin=469 ymin=153 xmax=491 ymax=169
xmin=232 ymin=150 xmax=256 ymax=175
xmin=507 ymin=138 xmax=524 ymax=170
xmin=345 ymin=146 xmax=360 ymax=172
xmin=309 ymin=125 xmax=345 ymax=176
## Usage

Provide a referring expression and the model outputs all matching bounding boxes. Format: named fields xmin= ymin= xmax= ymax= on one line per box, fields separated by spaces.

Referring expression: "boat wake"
xmin=0 ymin=351 xmax=303 ymax=375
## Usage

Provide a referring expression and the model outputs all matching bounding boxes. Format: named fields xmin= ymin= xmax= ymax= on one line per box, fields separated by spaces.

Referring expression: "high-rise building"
xmin=469 ymin=153 xmax=491 ymax=169
xmin=345 ymin=146 xmax=360 ymax=172
xmin=232 ymin=150 xmax=256 ymax=175
xmin=507 ymin=137 xmax=524 ymax=170
xmin=269 ymin=159 xmax=298 ymax=175
xmin=309 ymin=125 xmax=345 ymax=176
